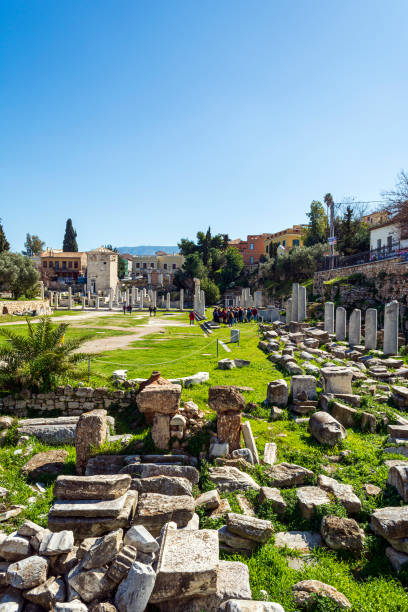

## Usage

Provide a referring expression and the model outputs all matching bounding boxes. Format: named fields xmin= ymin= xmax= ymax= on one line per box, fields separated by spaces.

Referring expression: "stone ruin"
xmin=0 ymin=394 xmax=292 ymax=611
xmin=136 ymin=371 xmax=206 ymax=450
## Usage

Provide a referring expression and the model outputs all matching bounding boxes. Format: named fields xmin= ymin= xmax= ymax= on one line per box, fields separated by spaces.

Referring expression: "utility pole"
xmin=325 ymin=193 xmax=335 ymax=269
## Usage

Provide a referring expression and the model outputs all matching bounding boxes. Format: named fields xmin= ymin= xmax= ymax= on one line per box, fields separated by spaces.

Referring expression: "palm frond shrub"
xmin=0 ymin=317 xmax=89 ymax=392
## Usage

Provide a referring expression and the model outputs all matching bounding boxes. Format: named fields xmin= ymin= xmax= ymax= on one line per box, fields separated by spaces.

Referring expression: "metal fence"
xmin=317 ymin=241 xmax=408 ymax=271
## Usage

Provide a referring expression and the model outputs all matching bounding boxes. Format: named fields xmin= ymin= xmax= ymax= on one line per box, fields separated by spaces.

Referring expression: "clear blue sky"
xmin=1 ymin=0 xmax=407 ymax=252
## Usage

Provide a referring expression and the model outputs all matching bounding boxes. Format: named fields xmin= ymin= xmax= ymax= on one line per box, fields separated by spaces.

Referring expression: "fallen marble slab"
xmin=150 ymin=527 xmax=219 ymax=604
xmin=48 ymin=491 xmax=138 ymax=539
xmin=208 ymin=467 xmax=260 ymax=492
xmin=132 ymin=493 xmax=195 ymax=537
xmin=157 ymin=561 xmax=252 ymax=612
xmin=226 ymin=513 xmax=273 ymax=543
xmin=274 ymin=531 xmax=322 ymax=552
xmin=130 ymin=475 xmax=193 ymax=497
xmin=53 ymin=474 xmax=131 ymax=500
xmin=49 ymin=492 xmax=129 ymax=518
xmin=121 ymin=463 xmax=199 ymax=484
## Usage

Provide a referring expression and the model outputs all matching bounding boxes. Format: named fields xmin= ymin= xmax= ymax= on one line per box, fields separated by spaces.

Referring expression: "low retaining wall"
xmin=0 ymin=300 xmax=51 ymax=316
xmin=0 ymin=386 xmax=137 ymax=418
xmin=314 ymin=259 xmax=408 ymax=304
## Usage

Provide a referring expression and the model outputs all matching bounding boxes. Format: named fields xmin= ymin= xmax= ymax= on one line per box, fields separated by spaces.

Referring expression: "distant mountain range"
xmin=117 ymin=245 xmax=179 ymax=255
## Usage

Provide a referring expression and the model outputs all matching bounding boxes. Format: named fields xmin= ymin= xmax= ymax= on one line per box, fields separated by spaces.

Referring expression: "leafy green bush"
xmin=0 ymin=317 xmax=89 ymax=392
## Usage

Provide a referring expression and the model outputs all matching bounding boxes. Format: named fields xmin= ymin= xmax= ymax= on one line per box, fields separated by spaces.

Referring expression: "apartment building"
xmin=41 ymin=249 xmax=87 ymax=285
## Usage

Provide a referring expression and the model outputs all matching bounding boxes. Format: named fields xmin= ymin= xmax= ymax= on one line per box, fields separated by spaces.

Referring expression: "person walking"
xmin=247 ymin=307 xmax=252 ymax=323
xmin=252 ymin=307 xmax=258 ymax=322
xmin=153 ymin=306 xmax=157 ymax=316
xmin=149 ymin=306 xmax=152 ymax=316
xmin=189 ymin=311 xmax=195 ymax=325
xmin=128 ymin=304 xmax=133 ymax=315
xmin=123 ymin=302 xmax=127 ymax=315
xmin=239 ymin=308 xmax=244 ymax=324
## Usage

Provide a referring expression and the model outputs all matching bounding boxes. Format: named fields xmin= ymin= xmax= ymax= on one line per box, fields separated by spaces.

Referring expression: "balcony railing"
xmin=317 ymin=241 xmax=407 ymax=271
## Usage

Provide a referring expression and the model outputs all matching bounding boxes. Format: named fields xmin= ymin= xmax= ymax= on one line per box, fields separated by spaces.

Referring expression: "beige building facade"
xmin=132 ymin=253 xmax=184 ymax=276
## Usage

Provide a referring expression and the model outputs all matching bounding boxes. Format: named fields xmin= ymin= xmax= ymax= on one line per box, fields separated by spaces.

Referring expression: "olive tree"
xmin=0 ymin=252 xmax=40 ymax=299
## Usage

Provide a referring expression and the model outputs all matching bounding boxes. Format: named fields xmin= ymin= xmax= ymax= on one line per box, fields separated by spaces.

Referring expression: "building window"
xmin=249 ymin=256 xmax=254 ymax=264
xmin=387 ymin=235 xmax=393 ymax=248
xmin=143 ymin=263 xmax=147 ymax=269
xmin=163 ymin=263 xmax=168 ymax=270
xmin=136 ymin=263 xmax=140 ymax=268
xmin=49 ymin=261 xmax=53 ymax=267
xmin=172 ymin=264 xmax=176 ymax=269
xmin=151 ymin=263 xmax=154 ymax=268
xmin=282 ymin=240 xmax=286 ymax=247
xmin=74 ymin=262 xmax=78 ymax=268
xmin=250 ymin=243 xmax=254 ymax=250
xmin=377 ymin=239 xmax=382 ymax=249
xmin=62 ymin=261 xmax=66 ymax=269
xmin=293 ymin=239 xmax=300 ymax=246
xmin=55 ymin=262 xmax=59 ymax=270
xmin=43 ymin=261 xmax=47 ymax=268
xmin=68 ymin=261 xmax=72 ymax=268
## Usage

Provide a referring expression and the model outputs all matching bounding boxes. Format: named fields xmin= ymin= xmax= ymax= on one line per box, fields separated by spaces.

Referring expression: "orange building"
xmin=229 ymin=234 xmax=272 ymax=266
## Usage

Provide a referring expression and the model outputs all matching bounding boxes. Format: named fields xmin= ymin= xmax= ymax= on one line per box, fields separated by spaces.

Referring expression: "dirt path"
xmin=0 ymin=310 xmax=195 ymax=354
xmin=0 ymin=310 xmax=132 ymax=326
xmin=75 ymin=317 xmax=190 ymax=354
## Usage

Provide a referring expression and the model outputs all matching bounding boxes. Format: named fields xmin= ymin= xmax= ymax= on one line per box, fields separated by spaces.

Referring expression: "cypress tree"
xmin=62 ymin=219 xmax=78 ymax=252
xmin=0 ymin=219 xmax=10 ymax=253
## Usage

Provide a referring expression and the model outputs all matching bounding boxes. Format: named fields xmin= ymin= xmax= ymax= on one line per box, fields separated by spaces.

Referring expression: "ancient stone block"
xmin=115 ymin=561 xmax=156 ymax=612
xmin=274 ymin=531 xmax=322 ymax=552
xmin=6 ymin=555 xmax=48 ymax=589
xmin=75 ymin=409 xmax=107 ymax=476
xmin=226 ymin=513 xmax=273 ymax=543
xmin=371 ymin=506 xmax=408 ymax=539
xmin=241 ymin=421 xmax=260 ymax=464
xmin=122 ymin=463 xmax=199 ymax=484
xmin=48 ymin=491 xmax=138 ymax=539
xmin=259 ymin=487 xmax=286 ymax=515
xmin=208 ymin=466 xmax=260 ymax=492
xmin=21 ymin=450 xmax=68 ymax=479
xmin=297 ymin=487 xmax=330 ymax=519
xmin=53 ymin=474 xmax=131 ymax=500
xmin=321 ymin=516 xmax=365 ymax=551
xmin=137 ymin=384 xmax=181 ymax=422
xmin=131 ymin=475 xmax=192 ymax=497
xmin=292 ymin=580 xmax=351 ymax=609
xmin=308 ymin=411 xmax=347 ymax=446
xmin=217 ymin=413 xmax=241 ymax=452
xmin=267 ymin=463 xmax=313 ymax=488
xmin=208 ymin=386 xmax=245 ymax=414
xmin=321 ymin=367 xmax=353 ymax=395
xmin=150 ymin=529 xmax=219 ymax=603
xmin=132 ymin=493 xmax=195 ymax=536
xmin=266 ymin=380 xmax=288 ymax=407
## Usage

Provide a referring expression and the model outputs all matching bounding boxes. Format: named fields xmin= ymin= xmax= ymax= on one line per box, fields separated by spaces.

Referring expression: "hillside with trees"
xmin=175 ymin=227 xmax=244 ymax=303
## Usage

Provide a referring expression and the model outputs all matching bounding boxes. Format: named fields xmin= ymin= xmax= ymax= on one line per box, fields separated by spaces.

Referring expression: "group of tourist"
xmin=213 ymin=306 xmax=258 ymax=326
